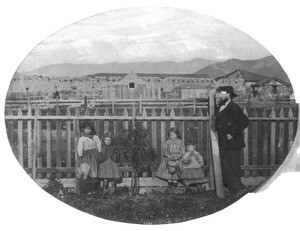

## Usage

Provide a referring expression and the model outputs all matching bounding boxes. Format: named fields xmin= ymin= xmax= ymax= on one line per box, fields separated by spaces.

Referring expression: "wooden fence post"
xmin=7 ymin=108 xmax=14 ymax=149
xmin=193 ymin=97 xmax=196 ymax=114
xmin=142 ymin=108 xmax=147 ymax=129
xmin=112 ymin=98 xmax=115 ymax=112
xmin=209 ymin=90 xmax=224 ymax=198
xmin=151 ymin=109 xmax=157 ymax=153
xmin=139 ymin=96 xmax=142 ymax=114
xmin=56 ymin=104 xmax=62 ymax=179
xmin=243 ymin=108 xmax=250 ymax=178
xmin=160 ymin=108 xmax=166 ymax=160
xmin=123 ymin=108 xmax=129 ymax=130
xmin=160 ymin=108 xmax=167 ymax=162
xmin=17 ymin=108 xmax=23 ymax=166
xmin=288 ymin=108 xmax=294 ymax=152
xmin=252 ymin=108 xmax=258 ymax=177
xmin=46 ymin=109 xmax=52 ymax=179
xmin=66 ymin=108 xmax=72 ymax=178
xmin=262 ymin=108 xmax=268 ymax=176
xmin=84 ymin=108 xmax=90 ymax=116
xmin=94 ymin=108 xmax=101 ymax=135
xmin=170 ymin=108 xmax=175 ymax=128
xmin=74 ymin=107 xmax=80 ymax=165
xmin=113 ymin=108 xmax=118 ymax=136
xmin=132 ymin=100 xmax=136 ymax=128
xmin=278 ymin=108 xmax=285 ymax=164
xmin=188 ymin=109 xmax=194 ymax=143
xmin=27 ymin=104 xmax=33 ymax=177
xmin=179 ymin=108 xmax=185 ymax=143
xmin=207 ymin=116 xmax=215 ymax=190
xmin=32 ymin=105 xmax=38 ymax=181
xmin=104 ymin=109 xmax=109 ymax=133
xmin=36 ymin=107 xmax=42 ymax=179
xmin=197 ymin=108 xmax=204 ymax=163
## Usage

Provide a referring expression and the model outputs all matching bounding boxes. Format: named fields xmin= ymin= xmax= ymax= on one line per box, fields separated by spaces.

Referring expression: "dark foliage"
xmin=42 ymin=176 xmax=66 ymax=196
xmin=59 ymin=189 xmax=239 ymax=224
xmin=115 ymin=120 xmax=157 ymax=173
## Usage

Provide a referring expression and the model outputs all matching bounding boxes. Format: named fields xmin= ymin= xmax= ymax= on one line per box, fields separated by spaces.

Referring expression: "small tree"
xmin=115 ymin=120 xmax=156 ymax=194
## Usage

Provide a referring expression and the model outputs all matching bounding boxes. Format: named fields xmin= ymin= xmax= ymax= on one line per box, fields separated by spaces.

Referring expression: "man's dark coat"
xmin=215 ymin=101 xmax=249 ymax=150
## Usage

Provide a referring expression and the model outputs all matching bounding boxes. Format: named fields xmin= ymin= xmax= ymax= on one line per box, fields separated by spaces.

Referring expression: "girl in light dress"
xmin=76 ymin=121 xmax=101 ymax=194
xmin=156 ymin=127 xmax=185 ymax=194
xmin=182 ymin=142 xmax=205 ymax=193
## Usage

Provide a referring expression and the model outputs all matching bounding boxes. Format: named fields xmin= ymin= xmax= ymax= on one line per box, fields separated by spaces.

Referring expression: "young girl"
xmin=182 ymin=142 xmax=205 ymax=193
xmin=76 ymin=121 xmax=101 ymax=193
xmin=98 ymin=132 xmax=122 ymax=195
xmin=156 ymin=127 xmax=185 ymax=193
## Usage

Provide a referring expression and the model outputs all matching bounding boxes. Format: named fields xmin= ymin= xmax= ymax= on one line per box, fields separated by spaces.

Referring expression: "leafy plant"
xmin=115 ymin=120 xmax=157 ymax=194
xmin=42 ymin=175 xmax=66 ymax=196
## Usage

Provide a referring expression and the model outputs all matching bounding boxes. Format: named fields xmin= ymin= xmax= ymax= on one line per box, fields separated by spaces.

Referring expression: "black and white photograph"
xmin=1 ymin=0 xmax=300 ymax=229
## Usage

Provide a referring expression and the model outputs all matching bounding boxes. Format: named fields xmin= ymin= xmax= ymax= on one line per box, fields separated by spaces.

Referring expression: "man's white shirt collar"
xmin=219 ymin=100 xmax=231 ymax=112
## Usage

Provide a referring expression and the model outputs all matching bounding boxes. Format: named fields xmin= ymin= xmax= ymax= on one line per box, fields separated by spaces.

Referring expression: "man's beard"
xmin=216 ymin=97 xmax=229 ymax=107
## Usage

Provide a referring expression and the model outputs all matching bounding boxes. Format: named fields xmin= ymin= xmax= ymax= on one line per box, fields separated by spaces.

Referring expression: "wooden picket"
xmin=179 ymin=108 xmax=185 ymax=143
xmin=94 ymin=108 xmax=101 ymax=135
xmin=142 ymin=108 xmax=147 ymax=129
xmin=197 ymin=109 xmax=204 ymax=160
xmin=270 ymin=107 xmax=276 ymax=175
xmin=32 ymin=106 xmax=37 ymax=181
xmin=123 ymin=108 xmax=129 ymax=130
xmin=7 ymin=108 xmax=14 ymax=147
xmin=55 ymin=105 xmax=62 ymax=178
xmin=46 ymin=110 xmax=52 ymax=178
xmin=27 ymin=105 xmax=33 ymax=177
xmin=151 ymin=109 xmax=157 ymax=153
xmin=160 ymin=108 xmax=166 ymax=159
xmin=262 ymin=108 xmax=268 ymax=176
xmin=278 ymin=108 xmax=285 ymax=164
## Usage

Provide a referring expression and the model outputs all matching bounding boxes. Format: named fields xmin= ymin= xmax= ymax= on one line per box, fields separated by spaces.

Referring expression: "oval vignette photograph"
xmin=4 ymin=7 xmax=299 ymax=224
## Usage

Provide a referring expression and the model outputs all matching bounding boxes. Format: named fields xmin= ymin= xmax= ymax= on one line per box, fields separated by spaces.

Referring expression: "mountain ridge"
xmin=21 ymin=58 xmax=215 ymax=77
xmin=194 ymin=55 xmax=289 ymax=83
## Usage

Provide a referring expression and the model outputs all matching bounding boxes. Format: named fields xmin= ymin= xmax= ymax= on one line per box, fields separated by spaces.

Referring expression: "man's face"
xmin=216 ymin=91 xmax=230 ymax=106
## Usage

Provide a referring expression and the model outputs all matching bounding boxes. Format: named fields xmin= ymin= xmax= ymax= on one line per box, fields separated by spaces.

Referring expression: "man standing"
xmin=215 ymin=86 xmax=249 ymax=196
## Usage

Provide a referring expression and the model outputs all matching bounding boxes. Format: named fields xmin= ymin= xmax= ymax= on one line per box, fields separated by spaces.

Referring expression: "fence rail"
xmin=5 ymin=101 xmax=298 ymax=187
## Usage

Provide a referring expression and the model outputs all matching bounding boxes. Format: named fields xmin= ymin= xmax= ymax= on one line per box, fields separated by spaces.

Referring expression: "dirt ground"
xmin=50 ymin=186 xmax=244 ymax=224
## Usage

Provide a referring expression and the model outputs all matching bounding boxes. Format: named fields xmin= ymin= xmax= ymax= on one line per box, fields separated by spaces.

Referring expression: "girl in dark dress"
xmin=98 ymin=132 xmax=122 ymax=194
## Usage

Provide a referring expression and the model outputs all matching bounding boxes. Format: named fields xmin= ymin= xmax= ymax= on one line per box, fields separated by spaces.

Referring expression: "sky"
xmin=18 ymin=7 xmax=271 ymax=72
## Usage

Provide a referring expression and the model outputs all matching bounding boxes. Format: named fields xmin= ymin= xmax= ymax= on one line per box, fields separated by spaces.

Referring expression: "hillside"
xmin=22 ymin=58 xmax=215 ymax=78
xmin=195 ymin=56 xmax=290 ymax=83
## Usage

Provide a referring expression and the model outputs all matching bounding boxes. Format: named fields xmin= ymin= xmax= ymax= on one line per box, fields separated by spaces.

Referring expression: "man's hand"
xmin=227 ymin=134 xmax=233 ymax=140
xmin=78 ymin=156 xmax=83 ymax=164
xmin=169 ymin=155 xmax=176 ymax=161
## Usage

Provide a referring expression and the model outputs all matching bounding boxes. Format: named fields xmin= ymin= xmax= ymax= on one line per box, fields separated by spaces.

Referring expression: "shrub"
xmin=42 ymin=176 xmax=65 ymax=196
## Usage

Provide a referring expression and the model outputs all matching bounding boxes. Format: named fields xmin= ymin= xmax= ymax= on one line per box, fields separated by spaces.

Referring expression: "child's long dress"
xmin=156 ymin=138 xmax=185 ymax=180
xmin=182 ymin=151 xmax=205 ymax=184
xmin=98 ymin=144 xmax=122 ymax=181
xmin=77 ymin=135 xmax=101 ymax=178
